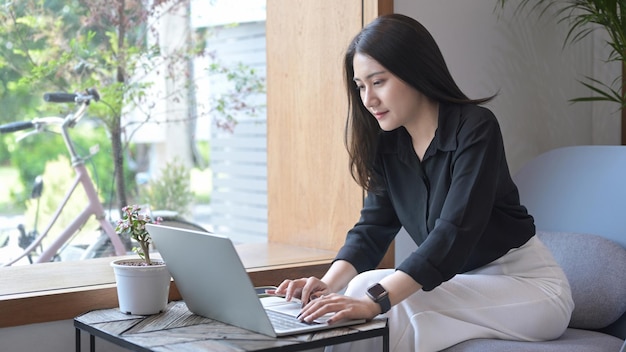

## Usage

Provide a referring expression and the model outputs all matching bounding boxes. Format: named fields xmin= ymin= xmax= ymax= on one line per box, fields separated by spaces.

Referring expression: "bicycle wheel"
xmin=81 ymin=224 xmax=133 ymax=260
xmin=0 ymin=226 xmax=25 ymax=265
xmin=0 ymin=228 xmax=10 ymax=248
xmin=82 ymin=217 xmax=207 ymax=260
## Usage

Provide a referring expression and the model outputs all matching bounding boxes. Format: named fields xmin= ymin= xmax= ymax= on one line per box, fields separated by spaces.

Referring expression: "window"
xmin=195 ymin=9 xmax=268 ymax=243
xmin=0 ymin=0 xmax=269 ymax=267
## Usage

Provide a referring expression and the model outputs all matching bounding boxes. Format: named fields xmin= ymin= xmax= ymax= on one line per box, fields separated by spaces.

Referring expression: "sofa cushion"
xmin=536 ymin=231 xmax=626 ymax=329
xmin=442 ymin=328 xmax=624 ymax=352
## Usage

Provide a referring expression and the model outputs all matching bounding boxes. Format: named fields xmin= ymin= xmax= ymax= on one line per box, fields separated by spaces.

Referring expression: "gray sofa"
xmin=444 ymin=146 xmax=626 ymax=352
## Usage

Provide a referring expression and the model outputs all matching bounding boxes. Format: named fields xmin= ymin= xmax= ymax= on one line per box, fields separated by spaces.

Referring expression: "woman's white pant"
xmin=325 ymin=236 xmax=574 ymax=352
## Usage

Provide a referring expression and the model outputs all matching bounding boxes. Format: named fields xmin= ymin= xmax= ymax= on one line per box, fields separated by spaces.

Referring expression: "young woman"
xmin=272 ymin=14 xmax=574 ymax=352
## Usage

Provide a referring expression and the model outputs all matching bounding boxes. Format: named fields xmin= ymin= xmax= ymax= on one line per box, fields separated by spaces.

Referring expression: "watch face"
xmin=368 ymin=283 xmax=386 ymax=299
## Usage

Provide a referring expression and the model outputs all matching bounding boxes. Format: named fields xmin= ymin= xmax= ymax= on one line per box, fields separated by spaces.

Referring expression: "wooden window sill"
xmin=0 ymin=242 xmax=336 ymax=328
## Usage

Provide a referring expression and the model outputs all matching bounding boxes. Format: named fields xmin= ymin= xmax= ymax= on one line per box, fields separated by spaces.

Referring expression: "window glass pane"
xmin=192 ymin=0 xmax=268 ymax=243
xmin=0 ymin=0 xmax=267 ymax=266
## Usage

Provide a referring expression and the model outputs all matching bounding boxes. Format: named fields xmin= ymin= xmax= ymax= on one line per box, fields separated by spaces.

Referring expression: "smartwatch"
xmin=366 ymin=283 xmax=391 ymax=314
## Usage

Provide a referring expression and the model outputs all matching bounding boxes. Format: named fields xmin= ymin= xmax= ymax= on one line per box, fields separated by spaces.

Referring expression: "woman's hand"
xmin=297 ymin=293 xmax=381 ymax=324
xmin=270 ymin=276 xmax=331 ymax=305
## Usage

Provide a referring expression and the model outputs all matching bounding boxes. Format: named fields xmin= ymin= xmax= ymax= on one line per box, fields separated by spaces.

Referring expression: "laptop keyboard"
xmin=266 ymin=309 xmax=320 ymax=330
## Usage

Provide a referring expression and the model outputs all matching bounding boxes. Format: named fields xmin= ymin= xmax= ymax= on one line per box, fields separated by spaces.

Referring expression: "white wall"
xmin=394 ymin=0 xmax=621 ymax=264
xmin=397 ymin=1 xmax=621 ymax=171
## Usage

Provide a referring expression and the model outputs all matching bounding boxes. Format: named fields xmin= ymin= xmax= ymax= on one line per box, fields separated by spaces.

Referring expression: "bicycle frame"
xmin=2 ymin=161 xmax=126 ymax=266
xmin=1 ymin=90 xmax=127 ymax=266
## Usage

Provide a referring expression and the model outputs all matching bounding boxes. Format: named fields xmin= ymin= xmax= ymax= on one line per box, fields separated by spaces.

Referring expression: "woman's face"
xmin=352 ymin=53 xmax=426 ymax=131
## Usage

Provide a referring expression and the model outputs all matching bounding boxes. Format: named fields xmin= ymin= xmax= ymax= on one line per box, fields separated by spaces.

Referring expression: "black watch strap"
xmin=366 ymin=283 xmax=391 ymax=314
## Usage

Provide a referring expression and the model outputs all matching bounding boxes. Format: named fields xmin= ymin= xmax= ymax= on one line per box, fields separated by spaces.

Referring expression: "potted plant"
xmin=110 ymin=205 xmax=171 ymax=315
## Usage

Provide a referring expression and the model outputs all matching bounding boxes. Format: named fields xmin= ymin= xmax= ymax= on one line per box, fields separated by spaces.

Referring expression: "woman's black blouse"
xmin=335 ymin=103 xmax=535 ymax=291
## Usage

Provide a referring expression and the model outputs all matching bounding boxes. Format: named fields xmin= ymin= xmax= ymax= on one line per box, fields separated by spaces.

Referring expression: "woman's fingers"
xmin=286 ymin=279 xmax=305 ymax=301
xmin=300 ymin=276 xmax=327 ymax=305
xmin=272 ymin=280 xmax=291 ymax=296
xmin=274 ymin=278 xmax=308 ymax=301
xmin=298 ymin=293 xmax=343 ymax=322
xmin=274 ymin=277 xmax=329 ymax=304
xmin=298 ymin=294 xmax=378 ymax=324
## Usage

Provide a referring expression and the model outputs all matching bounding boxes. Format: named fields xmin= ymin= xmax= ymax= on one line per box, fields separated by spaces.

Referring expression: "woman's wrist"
xmin=366 ymin=283 xmax=391 ymax=313
xmin=359 ymin=296 xmax=384 ymax=318
xmin=378 ymin=270 xmax=423 ymax=307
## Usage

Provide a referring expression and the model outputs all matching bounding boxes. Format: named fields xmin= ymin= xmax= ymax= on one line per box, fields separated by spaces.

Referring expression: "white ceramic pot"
xmin=111 ymin=258 xmax=171 ymax=315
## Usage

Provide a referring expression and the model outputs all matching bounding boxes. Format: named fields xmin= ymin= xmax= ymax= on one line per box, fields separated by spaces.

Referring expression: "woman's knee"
xmin=344 ymin=269 xmax=394 ymax=296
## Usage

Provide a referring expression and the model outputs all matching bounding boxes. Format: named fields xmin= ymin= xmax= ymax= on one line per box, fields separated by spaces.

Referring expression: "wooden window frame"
xmin=0 ymin=0 xmax=393 ymax=329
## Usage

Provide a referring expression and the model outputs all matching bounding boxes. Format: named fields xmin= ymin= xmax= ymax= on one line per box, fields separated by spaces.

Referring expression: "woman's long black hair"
xmin=343 ymin=14 xmax=495 ymax=192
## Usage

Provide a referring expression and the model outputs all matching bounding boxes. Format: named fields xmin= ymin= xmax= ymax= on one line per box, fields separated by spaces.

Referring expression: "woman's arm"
xmin=377 ymin=270 xmax=422 ymax=307
xmin=297 ymin=269 xmax=423 ymax=324
xmin=322 ymin=261 xmax=423 ymax=308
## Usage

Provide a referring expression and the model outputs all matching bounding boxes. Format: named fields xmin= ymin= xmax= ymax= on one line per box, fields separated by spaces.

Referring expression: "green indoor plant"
xmin=111 ymin=204 xmax=170 ymax=315
xmin=115 ymin=204 xmax=163 ymax=265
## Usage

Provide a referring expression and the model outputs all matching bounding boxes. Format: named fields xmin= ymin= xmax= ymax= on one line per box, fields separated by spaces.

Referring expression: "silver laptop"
xmin=146 ymin=224 xmax=365 ymax=337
